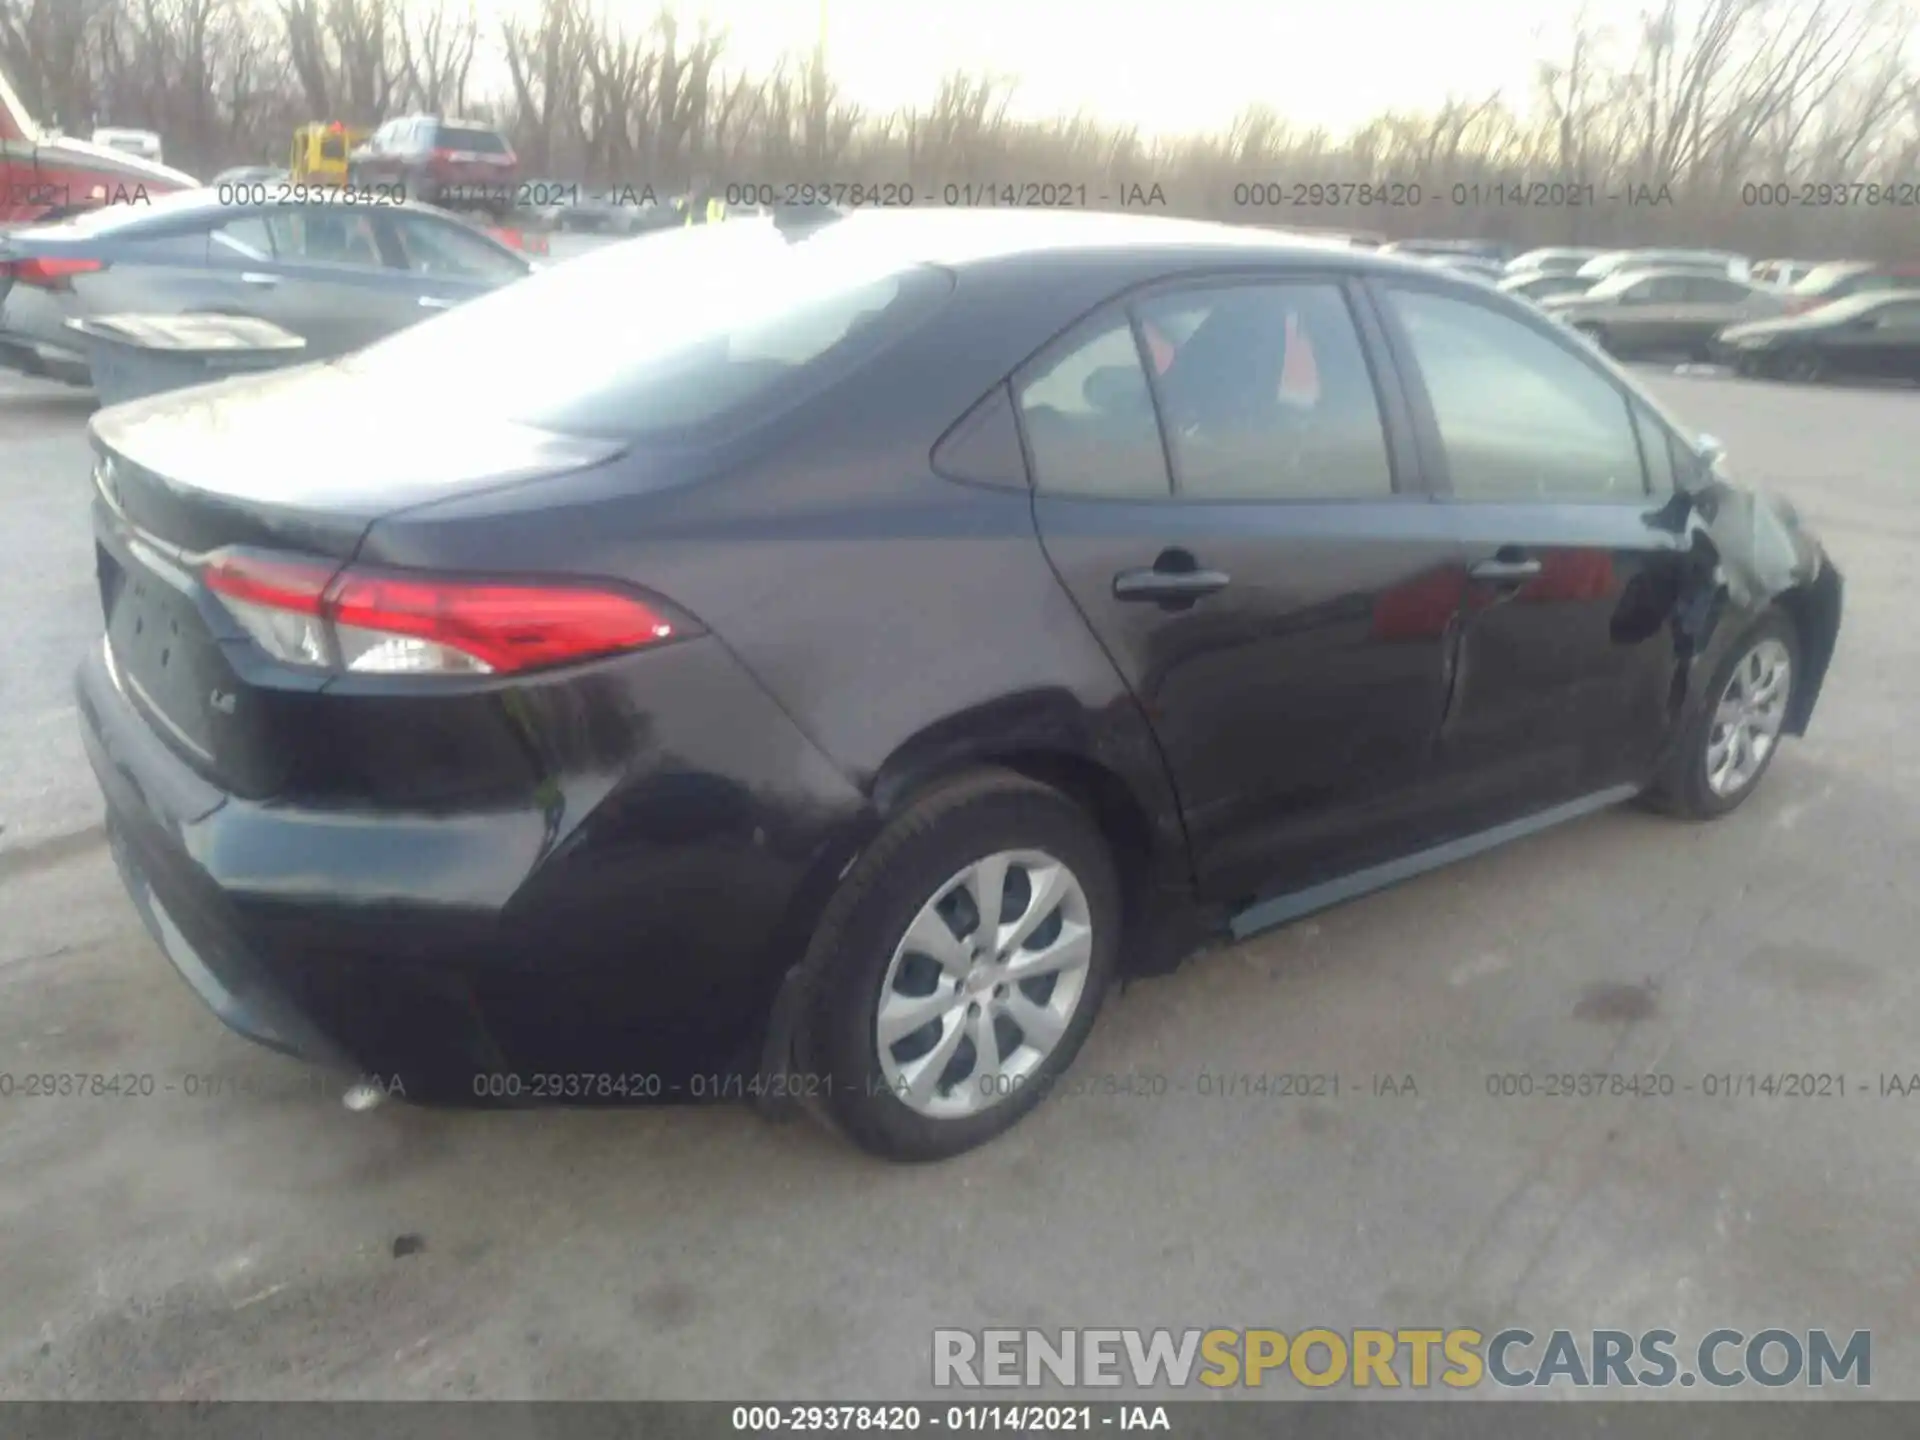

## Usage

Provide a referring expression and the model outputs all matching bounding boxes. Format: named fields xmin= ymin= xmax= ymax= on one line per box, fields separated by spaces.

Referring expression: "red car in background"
xmin=1 ymin=68 xmax=197 ymax=223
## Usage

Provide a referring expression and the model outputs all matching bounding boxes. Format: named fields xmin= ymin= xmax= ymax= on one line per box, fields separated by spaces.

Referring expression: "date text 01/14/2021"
xmin=1227 ymin=180 xmax=1677 ymax=209
xmin=731 ymin=1404 xmax=1172 ymax=1431
xmin=463 ymin=1070 xmax=1420 ymax=1103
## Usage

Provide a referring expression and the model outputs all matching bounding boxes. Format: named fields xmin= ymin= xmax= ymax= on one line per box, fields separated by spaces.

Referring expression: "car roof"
xmin=760 ymin=207 xmax=1415 ymax=274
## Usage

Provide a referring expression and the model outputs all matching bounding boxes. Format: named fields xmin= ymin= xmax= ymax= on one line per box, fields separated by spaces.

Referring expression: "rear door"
xmin=1371 ymin=279 xmax=1689 ymax=829
xmin=1023 ymin=273 xmax=1470 ymax=906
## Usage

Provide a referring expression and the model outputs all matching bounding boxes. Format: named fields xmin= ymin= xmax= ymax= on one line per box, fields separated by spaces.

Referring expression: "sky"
xmin=471 ymin=0 xmax=1663 ymax=139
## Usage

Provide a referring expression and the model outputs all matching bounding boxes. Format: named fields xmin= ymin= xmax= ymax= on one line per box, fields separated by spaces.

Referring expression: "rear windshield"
xmin=435 ymin=126 xmax=510 ymax=154
xmin=319 ymin=136 xmax=347 ymax=159
xmin=339 ymin=219 xmax=954 ymax=439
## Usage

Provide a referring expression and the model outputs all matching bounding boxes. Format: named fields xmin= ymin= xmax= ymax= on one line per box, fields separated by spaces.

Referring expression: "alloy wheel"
xmin=875 ymin=849 xmax=1094 ymax=1119
xmin=1705 ymin=637 xmax=1793 ymax=798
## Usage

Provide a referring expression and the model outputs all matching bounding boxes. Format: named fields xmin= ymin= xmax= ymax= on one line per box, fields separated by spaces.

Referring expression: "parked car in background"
xmin=1499 ymin=270 xmax=1595 ymax=305
xmin=1751 ymin=258 xmax=1823 ymax=289
xmin=348 ymin=116 xmax=519 ymax=216
xmin=1540 ymin=267 xmax=1786 ymax=358
xmin=1577 ymin=248 xmax=1752 ymax=283
xmin=0 ymin=188 xmax=531 ymax=385
xmin=1717 ymin=291 xmax=1920 ymax=382
xmin=0 ymin=67 xmax=197 ymax=224
xmin=1381 ymin=237 xmax=1515 ymax=265
xmin=1779 ymin=260 xmax=1920 ymax=315
xmin=76 ymin=211 xmax=1840 ymax=1160
xmin=1504 ymin=246 xmax=1606 ymax=276
xmin=211 ymin=165 xmax=290 ymax=190
xmin=91 ymin=128 xmax=165 ymax=165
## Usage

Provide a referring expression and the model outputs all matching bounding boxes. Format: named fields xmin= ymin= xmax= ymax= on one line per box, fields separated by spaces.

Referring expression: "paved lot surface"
xmin=1 ymin=363 xmax=1916 ymax=1401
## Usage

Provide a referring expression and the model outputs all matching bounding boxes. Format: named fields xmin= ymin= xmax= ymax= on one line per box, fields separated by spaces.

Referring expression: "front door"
xmin=1022 ymin=275 xmax=1467 ymax=906
xmin=1371 ymin=280 xmax=1689 ymax=832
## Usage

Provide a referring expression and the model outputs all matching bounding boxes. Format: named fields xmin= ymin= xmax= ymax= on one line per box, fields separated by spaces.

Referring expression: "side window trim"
xmin=1627 ymin=399 xmax=1670 ymax=497
xmin=1124 ymin=308 xmax=1183 ymax=495
xmin=1367 ymin=274 xmax=1651 ymax=502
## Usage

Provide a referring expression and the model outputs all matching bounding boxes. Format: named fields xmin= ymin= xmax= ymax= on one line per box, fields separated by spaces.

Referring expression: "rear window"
xmin=339 ymin=219 xmax=953 ymax=439
xmin=319 ymin=136 xmax=347 ymax=159
xmin=434 ymin=126 xmax=510 ymax=155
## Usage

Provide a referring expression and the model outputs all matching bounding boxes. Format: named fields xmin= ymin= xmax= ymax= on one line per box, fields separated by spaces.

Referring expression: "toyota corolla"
xmin=77 ymin=211 xmax=1842 ymax=1160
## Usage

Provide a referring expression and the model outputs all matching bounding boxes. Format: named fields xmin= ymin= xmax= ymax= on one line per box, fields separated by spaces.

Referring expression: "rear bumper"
xmin=76 ymin=634 xmax=873 ymax=1102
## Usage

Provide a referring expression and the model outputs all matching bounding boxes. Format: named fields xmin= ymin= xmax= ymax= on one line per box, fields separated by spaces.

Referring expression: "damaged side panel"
xmin=1668 ymin=481 xmax=1841 ymax=738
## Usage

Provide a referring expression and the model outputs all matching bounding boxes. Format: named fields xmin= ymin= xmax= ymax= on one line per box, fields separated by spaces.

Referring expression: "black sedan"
xmin=1717 ymin=291 xmax=1920 ymax=382
xmin=77 ymin=212 xmax=1842 ymax=1160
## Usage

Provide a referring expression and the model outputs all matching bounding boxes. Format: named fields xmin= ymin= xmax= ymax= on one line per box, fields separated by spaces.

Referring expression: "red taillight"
xmin=203 ymin=550 xmax=678 ymax=676
xmin=432 ymin=147 xmax=458 ymax=163
xmin=7 ymin=257 xmax=103 ymax=290
xmin=203 ymin=551 xmax=331 ymax=613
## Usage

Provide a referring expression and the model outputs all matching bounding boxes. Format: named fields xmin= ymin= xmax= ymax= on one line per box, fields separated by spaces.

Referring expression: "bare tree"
xmin=6 ymin=0 xmax=1920 ymax=257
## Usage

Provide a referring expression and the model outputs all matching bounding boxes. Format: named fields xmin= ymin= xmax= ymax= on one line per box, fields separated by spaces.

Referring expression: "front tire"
xmin=800 ymin=769 xmax=1120 ymax=1161
xmin=1646 ymin=612 xmax=1799 ymax=820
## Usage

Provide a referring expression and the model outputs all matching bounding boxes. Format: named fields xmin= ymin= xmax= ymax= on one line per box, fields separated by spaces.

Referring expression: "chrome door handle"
xmin=238 ymin=272 xmax=280 ymax=287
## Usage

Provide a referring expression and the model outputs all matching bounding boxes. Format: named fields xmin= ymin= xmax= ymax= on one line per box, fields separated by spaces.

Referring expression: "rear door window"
xmin=1133 ymin=281 xmax=1395 ymax=500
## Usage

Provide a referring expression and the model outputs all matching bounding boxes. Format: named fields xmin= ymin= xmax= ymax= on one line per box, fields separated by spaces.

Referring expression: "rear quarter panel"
xmin=355 ymin=253 xmax=1204 ymax=884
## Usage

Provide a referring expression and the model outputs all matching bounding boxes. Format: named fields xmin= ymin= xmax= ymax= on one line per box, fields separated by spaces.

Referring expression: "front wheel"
xmin=1646 ymin=612 xmax=1799 ymax=820
xmin=800 ymin=769 xmax=1120 ymax=1161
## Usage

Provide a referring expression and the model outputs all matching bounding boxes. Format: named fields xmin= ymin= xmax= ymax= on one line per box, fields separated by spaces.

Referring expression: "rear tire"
xmin=1645 ymin=611 xmax=1799 ymax=821
xmin=799 ymin=769 xmax=1120 ymax=1162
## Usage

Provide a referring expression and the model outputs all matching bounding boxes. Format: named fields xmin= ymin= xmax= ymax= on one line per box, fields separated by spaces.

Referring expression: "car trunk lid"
xmin=89 ymin=361 xmax=625 ymax=794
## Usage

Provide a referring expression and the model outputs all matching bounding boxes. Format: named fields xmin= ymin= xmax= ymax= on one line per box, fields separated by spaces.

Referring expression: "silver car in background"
xmin=1576 ymin=247 xmax=1752 ymax=283
xmin=0 ymin=187 xmax=532 ymax=386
